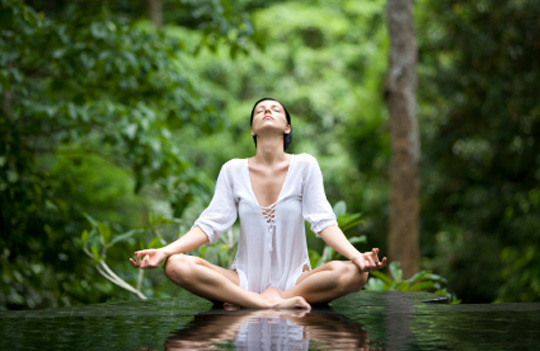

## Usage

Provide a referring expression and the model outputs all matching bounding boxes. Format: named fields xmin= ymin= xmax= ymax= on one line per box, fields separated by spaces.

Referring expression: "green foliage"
xmin=77 ymin=213 xmax=169 ymax=300
xmin=497 ymin=244 xmax=540 ymax=303
xmin=3 ymin=0 xmax=539 ymax=309
xmin=365 ymin=262 xmax=460 ymax=303
xmin=0 ymin=0 xmax=257 ymax=309
xmin=416 ymin=0 xmax=540 ymax=302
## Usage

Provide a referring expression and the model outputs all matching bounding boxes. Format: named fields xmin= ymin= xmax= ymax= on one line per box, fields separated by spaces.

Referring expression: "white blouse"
xmin=193 ymin=153 xmax=337 ymax=293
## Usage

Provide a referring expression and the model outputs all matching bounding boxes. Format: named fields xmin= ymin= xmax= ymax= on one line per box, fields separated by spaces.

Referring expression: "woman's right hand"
xmin=129 ymin=248 xmax=168 ymax=269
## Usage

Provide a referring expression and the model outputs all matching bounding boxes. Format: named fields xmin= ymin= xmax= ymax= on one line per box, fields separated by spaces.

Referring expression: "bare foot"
xmin=262 ymin=287 xmax=311 ymax=311
xmin=273 ymin=296 xmax=311 ymax=310
xmin=223 ymin=302 xmax=241 ymax=311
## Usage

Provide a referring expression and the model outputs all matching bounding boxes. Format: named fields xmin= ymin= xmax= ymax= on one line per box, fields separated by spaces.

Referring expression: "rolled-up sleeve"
xmin=301 ymin=156 xmax=338 ymax=235
xmin=193 ymin=162 xmax=238 ymax=243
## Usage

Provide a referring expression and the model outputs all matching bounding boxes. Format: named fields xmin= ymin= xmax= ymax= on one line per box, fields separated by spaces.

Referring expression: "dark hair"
xmin=250 ymin=97 xmax=293 ymax=150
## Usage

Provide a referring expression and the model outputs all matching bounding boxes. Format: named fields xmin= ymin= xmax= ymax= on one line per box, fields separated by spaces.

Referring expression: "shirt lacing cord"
xmin=260 ymin=202 xmax=277 ymax=288
xmin=260 ymin=202 xmax=276 ymax=224
xmin=260 ymin=203 xmax=276 ymax=254
xmin=260 ymin=203 xmax=276 ymax=253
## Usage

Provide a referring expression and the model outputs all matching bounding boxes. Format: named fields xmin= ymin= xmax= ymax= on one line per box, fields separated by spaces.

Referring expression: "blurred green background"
xmin=1 ymin=0 xmax=539 ymax=309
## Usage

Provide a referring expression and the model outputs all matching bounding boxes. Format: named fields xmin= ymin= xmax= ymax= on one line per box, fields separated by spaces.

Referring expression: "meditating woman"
xmin=130 ymin=98 xmax=387 ymax=310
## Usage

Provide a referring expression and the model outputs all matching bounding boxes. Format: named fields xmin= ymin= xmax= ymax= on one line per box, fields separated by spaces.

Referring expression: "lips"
xmin=263 ymin=115 xmax=274 ymax=120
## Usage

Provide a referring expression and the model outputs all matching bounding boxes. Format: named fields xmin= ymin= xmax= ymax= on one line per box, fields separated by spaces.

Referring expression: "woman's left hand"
xmin=352 ymin=248 xmax=387 ymax=272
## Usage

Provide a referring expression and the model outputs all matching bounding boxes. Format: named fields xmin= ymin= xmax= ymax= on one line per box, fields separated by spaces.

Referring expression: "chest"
xmin=248 ymin=164 xmax=290 ymax=207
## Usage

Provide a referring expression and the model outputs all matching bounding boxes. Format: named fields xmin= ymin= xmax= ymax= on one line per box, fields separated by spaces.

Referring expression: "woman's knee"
xmin=329 ymin=261 xmax=368 ymax=293
xmin=163 ymin=254 xmax=199 ymax=283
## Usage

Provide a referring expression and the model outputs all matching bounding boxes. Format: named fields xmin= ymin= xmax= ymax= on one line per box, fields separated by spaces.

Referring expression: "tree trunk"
xmin=384 ymin=0 xmax=420 ymax=278
xmin=148 ymin=0 xmax=163 ymax=29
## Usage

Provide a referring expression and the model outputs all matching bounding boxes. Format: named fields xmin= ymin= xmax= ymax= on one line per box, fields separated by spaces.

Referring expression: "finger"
xmin=366 ymin=252 xmax=376 ymax=264
xmin=372 ymin=248 xmax=380 ymax=264
xmin=129 ymin=258 xmax=139 ymax=268
xmin=142 ymin=255 xmax=150 ymax=268
xmin=133 ymin=253 xmax=143 ymax=267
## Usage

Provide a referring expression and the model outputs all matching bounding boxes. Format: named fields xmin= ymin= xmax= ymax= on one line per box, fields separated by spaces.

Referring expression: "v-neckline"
xmin=246 ymin=155 xmax=294 ymax=208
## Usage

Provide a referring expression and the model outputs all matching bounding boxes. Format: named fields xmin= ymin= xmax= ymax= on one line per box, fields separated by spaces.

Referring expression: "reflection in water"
xmin=165 ymin=308 xmax=370 ymax=350
xmin=384 ymin=292 xmax=415 ymax=351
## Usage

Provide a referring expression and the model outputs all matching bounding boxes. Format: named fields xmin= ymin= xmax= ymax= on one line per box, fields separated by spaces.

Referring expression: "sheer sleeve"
xmin=301 ymin=156 xmax=338 ymax=235
xmin=193 ymin=162 xmax=238 ymax=243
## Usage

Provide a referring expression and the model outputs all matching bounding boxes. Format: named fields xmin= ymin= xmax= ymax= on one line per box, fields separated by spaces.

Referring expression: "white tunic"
xmin=193 ymin=153 xmax=337 ymax=293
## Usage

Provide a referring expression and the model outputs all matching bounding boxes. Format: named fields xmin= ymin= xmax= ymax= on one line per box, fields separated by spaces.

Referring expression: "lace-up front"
xmin=261 ymin=203 xmax=276 ymax=224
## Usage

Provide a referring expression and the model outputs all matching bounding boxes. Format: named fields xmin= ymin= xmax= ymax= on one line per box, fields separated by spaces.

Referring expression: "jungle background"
xmin=1 ymin=0 xmax=539 ymax=310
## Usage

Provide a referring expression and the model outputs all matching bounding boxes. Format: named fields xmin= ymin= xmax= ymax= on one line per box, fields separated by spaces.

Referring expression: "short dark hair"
xmin=250 ymin=97 xmax=293 ymax=150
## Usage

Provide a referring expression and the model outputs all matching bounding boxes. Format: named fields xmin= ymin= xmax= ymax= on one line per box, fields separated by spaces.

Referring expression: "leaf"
xmin=105 ymin=229 xmax=142 ymax=249
xmin=90 ymin=22 xmax=108 ymax=39
xmin=97 ymin=222 xmax=111 ymax=244
xmin=395 ymin=282 xmax=410 ymax=291
xmin=409 ymin=281 xmax=435 ymax=292
xmin=148 ymin=235 xmax=163 ymax=249
xmin=388 ymin=262 xmax=403 ymax=282
xmin=425 ymin=273 xmax=445 ymax=283
xmin=23 ymin=6 xmax=41 ymax=28
xmin=337 ymin=213 xmax=364 ymax=232
xmin=84 ymin=213 xmax=99 ymax=229
xmin=320 ymin=245 xmax=334 ymax=265
xmin=90 ymin=245 xmax=101 ymax=263
xmin=408 ymin=270 xmax=430 ymax=284
xmin=199 ymin=246 xmax=207 ymax=259
xmin=349 ymin=235 xmax=367 ymax=245
xmin=124 ymin=123 xmax=138 ymax=140
xmin=308 ymin=249 xmax=321 ymax=268
xmin=370 ymin=270 xmax=393 ymax=287
xmin=81 ymin=229 xmax=89 ymax=244
xmin=365 ymin=277 xmax=387 ymax=291
xmin=333 ymin=200 xmax=347 ymax=218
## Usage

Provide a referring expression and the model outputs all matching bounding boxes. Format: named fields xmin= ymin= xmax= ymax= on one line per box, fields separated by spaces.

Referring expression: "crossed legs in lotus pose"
xmin=162 ymin=250 xmax=380 ymax=310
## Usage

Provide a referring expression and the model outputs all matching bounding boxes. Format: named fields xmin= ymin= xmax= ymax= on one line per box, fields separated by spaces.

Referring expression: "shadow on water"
xmin=1 ymin=291 xmax=540 ymax=350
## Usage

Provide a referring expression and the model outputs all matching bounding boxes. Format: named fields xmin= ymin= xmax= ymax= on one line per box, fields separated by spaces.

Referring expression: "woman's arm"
xmin=318 ymin=225 xmax=387 ymax=272
xmin=129 ymin=226 xmax=209 ymax=269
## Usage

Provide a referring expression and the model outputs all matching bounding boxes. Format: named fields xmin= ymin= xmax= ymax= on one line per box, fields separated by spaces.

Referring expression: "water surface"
xmin=1 ymin=291 xmax=539 ymax=350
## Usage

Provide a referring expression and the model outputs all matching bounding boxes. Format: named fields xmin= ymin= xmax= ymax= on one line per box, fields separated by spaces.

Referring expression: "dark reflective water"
xmin=1 ymin=291 xmax=539 ymax=350
xmin=166 ymin=308 xmax=369 ymax=350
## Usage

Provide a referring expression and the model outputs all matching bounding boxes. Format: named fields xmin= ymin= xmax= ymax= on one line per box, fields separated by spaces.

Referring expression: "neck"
xmin=253 ymin=135 xmax=287 ymax=165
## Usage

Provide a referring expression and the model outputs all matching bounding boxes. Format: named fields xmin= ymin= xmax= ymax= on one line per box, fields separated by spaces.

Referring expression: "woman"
xmin=130 ymin=98 xmax=387 ymax=310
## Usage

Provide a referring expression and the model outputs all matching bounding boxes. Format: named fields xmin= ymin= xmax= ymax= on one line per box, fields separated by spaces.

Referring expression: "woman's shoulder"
xmin=220 ymin=158 xmax=247 ymax=172
xmin=292 ymin=153 xmax=319 ymax=166
xmin=291 ymin=153 xmax=321 ymax=176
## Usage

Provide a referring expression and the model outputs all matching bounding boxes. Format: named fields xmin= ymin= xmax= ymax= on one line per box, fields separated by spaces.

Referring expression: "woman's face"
xmin=251 ymin=100 xmax=290 ymax=137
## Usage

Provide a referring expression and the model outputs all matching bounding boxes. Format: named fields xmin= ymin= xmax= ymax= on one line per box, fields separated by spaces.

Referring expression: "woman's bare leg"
xmin=164 ymin=254 xmax=310 ymax=309
xmin=281 ymin=261 xmax=368 ymax=304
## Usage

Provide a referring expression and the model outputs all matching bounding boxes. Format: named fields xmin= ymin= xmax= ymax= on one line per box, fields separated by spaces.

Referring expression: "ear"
xmin=251 ymin=127 xmax=256 ymax=137
xmin=284 ymin=125 xmax=291 ymax=134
